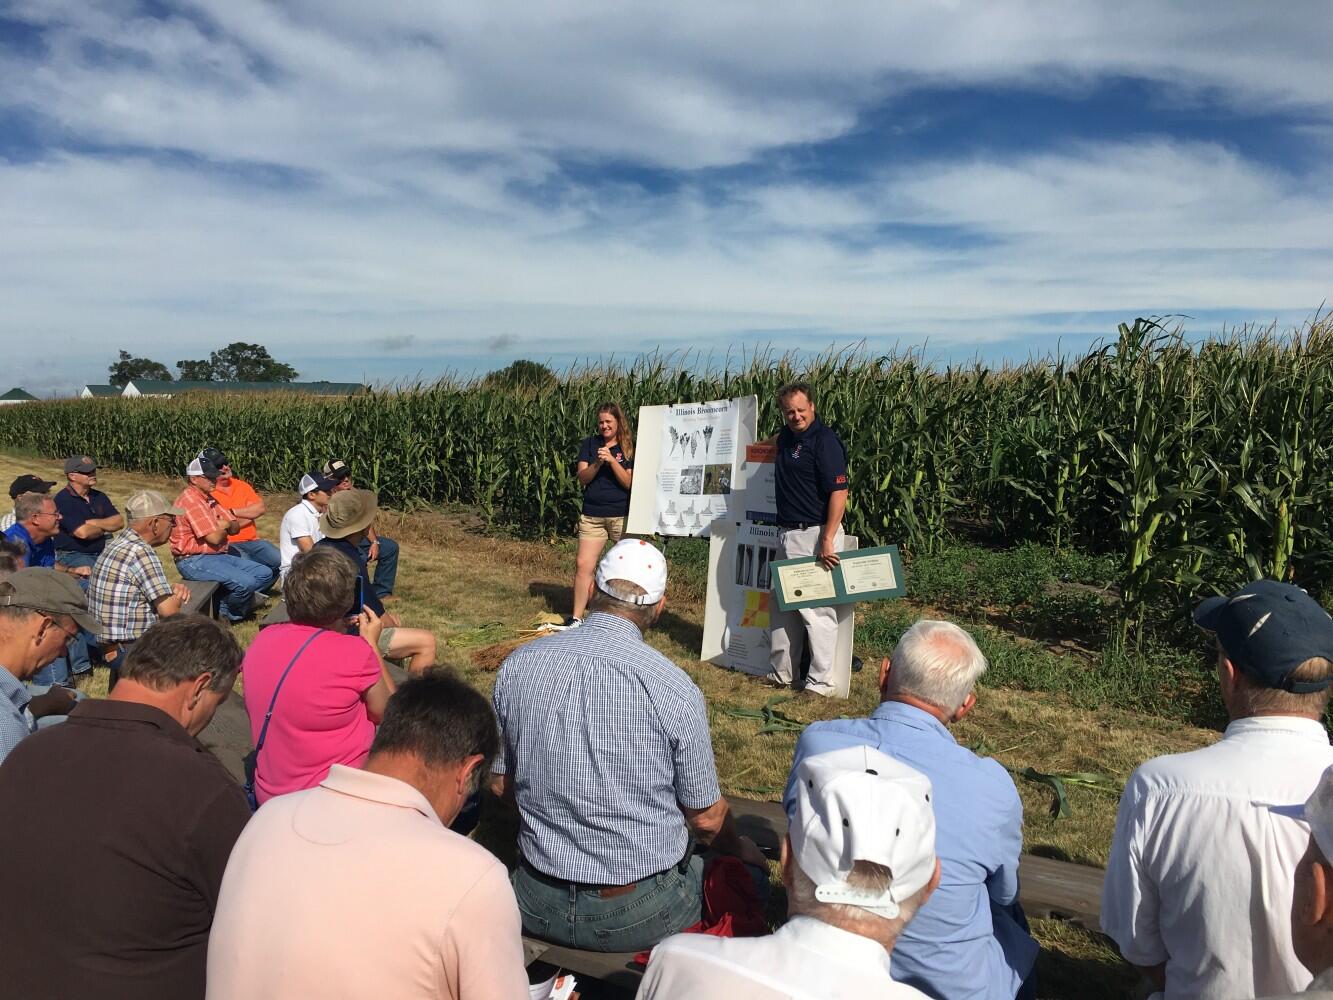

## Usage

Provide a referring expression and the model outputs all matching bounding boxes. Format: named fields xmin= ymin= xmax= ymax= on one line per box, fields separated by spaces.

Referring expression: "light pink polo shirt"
xmin=206 ymin=766 xmax=529 ymax=1000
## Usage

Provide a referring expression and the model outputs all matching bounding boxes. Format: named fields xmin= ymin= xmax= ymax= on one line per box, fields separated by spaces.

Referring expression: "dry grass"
xmin=2 ymin=451 xmax=1217 ymax=995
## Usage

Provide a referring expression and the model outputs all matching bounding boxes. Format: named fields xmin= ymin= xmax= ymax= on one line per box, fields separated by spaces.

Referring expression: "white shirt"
xmin=636 ymin=916 xmax=930 ymax=1000
xmin=206 ymin=766 xmax=529 ymax=1000
xmin=278 ymin=499 xmax=323 ymax=578
xmin=0 ymin=511 xmax=14 ymax=531
xmin=1101 ymin=715 xmax=1333 ymax=1000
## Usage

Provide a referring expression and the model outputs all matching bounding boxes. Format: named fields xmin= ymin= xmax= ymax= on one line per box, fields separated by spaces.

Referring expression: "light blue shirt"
xmin=493 ymin=612 xmax=721 ymax=885
xmin=785 ymin=701 xmax=1038 ymax=1000
xmin=0 ymin=666 xmax=34 ymax=765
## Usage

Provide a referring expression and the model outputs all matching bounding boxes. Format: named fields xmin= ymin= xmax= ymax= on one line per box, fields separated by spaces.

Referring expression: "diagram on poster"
xmin=653 ymin=398 xmax=742 ymax=536
xmin=702 ymin=521 xmax=782 ymax=675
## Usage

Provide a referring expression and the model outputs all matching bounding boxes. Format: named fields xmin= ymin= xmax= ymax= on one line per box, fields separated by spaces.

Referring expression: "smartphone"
xmin=346 ymin=576 xmax=365 ymax=620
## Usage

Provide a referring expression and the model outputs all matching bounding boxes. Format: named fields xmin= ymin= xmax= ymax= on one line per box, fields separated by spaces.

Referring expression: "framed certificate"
xmin=771 ymin=544 xmax=906 ymax=611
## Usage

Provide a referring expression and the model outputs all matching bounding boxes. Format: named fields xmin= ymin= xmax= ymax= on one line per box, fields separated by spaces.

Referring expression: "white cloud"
xmin=0 ymin=2 xmax=1330 ymax=393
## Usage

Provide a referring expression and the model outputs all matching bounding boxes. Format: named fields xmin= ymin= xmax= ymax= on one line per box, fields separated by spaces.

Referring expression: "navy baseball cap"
xmin=1194 ymin=580 xmax=1333 ymax=693
xmin=198 ymin=447 xmax=228 ymax=469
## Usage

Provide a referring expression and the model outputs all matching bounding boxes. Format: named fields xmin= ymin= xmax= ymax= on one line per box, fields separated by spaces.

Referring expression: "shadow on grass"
xmin=1034 ymin=929 xmax=1141 ymax=1000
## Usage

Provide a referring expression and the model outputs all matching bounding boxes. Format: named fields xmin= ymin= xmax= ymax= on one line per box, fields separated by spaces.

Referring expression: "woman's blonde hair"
xmin=597 ymin=402 xmax=634 ymax=460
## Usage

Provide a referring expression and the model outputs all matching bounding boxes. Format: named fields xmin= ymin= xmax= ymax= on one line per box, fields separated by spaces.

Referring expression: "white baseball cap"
xmin=790 ymin=745 xmax=936 ymax=919
xmin=298 ymin=472 xmax=336 ymax=496
xmin=185 ymin=457 xmax=220 ymax=480
xmin=596 ymin=539 xmax=668 ymax=605
xmin=1274 ymin=764 xmax=1333 ymax=860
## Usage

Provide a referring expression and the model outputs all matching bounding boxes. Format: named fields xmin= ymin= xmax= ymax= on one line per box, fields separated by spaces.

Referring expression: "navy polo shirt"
xmin=54 ymin=486 xmax=119 ymax=556
xmin=577 ymin=436 xmax=634 ymax=518
xmin=315 ymin=537 xmax=385 ymax=618
xmin=2 ymin=522 xmax=55 ymax=568
xmin=774 ymin=416 xmax=849 ymax=527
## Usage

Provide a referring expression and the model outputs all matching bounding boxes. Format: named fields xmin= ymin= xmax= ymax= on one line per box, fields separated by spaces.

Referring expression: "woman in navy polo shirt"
xmin=568 ymin=403 xmax=634 ymax=624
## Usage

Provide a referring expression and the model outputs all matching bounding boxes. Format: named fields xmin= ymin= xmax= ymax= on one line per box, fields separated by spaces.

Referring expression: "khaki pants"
xmin=769 ymin=524 xmax=844 ymax=695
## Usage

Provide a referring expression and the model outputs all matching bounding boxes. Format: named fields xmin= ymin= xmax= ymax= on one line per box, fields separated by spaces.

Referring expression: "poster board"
xmin=626 ymin=396 xmax=758 ymax=537
xmin=771 ymin=545 xmax=906 ymax=612
xmin=703 ymin=521 xmax=858 ymax=697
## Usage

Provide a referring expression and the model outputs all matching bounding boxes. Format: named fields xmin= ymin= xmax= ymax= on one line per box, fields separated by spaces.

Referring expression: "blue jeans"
xmin=48 ymin=552 xmax=96 ymax=677
xmin=176 ymin=554 xmax=273 ymax=623
xmin=513 ymin=854 xmax=705 ymax=953
xmin=228 ymin=540 xmax=281 ymax=593
xmin=358 ymin=535 xmax=398 ymax=599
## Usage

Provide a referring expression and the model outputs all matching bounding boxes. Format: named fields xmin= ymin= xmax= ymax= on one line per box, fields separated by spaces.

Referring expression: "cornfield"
xmin=2 ymin=317 xmax=1330 ymax=643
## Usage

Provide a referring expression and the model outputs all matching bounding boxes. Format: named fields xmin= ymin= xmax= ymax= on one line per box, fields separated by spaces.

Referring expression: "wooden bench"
xmin=259 ymin=599 xmax=290 ymax=628
xmin=180 ymin=580 xmax=220 ymax=618
xmin=724 ymin=796 xmax=1104 ymax=927
xmin=518 ymin=796 xmax=1107 ymax=987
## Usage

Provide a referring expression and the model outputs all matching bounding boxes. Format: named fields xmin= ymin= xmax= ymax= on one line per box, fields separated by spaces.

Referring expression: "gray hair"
xmin=885 ymin=620 xmax=987 ymax=714
xmin=588 ymin=578 xmax=658 ymax=630
xmin=787 ymin=858 xmax=923 ymax=945
xmin=14 ymin=492 xmax=51 ymax=524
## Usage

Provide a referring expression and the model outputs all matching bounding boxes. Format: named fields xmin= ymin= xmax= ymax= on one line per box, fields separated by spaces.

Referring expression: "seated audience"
xmin=0 ymin=538 xmax=24 ymax=573
xmin=52 ymin=454 xmax=123 ymax=576
xmin=0 ymin=614 xmax=248 ymax=1000
xmin=200 ymin=447 xmax=280 ymax=591
xmin=315 ymin=488 xmax=436 ymax=673
xmin=3 ymin=490 xmax=60 ymax=568
xmin=207 ymin=672 xmax=528 ymax=1000
xmin=278 ymin=471 xmax=334 ymax=580
xmin=785 ymin=619 xmax=1038 ymax=998
xmin=492 ymin=538 xmax=766 ymax=952
xmin=640 ymin=746 xmax=940 ymax=999
xmin=1 ymin=473 xmax=55 ymax=531
xmin=323 ymin=458 xmax=399 ymax=600
xmin=1257 ymin=764 xmax=1333 ymax=998
xmin=1102 ymin=580 xmax=1333 ymax=998
xmin=171 ymin=456 xmax=272 ymax=623
xmin=89 ymin=489 xmax=191 ymax=686
xmin=240 ymin=546 xmax=396 ymax=805
xmin=0 ymin=569 xmax=89 ymax=762
xmin=6 ymin=491 xmax=93 ymax=684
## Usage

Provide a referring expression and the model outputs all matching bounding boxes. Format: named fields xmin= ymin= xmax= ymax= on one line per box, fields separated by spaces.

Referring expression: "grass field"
xmin=2 ymin=450 xmax=1225 ymax=998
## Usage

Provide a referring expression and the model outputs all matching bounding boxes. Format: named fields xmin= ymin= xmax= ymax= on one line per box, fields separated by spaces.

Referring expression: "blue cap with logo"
xmin=1194 ymin=579 xmax=1333 ymax=693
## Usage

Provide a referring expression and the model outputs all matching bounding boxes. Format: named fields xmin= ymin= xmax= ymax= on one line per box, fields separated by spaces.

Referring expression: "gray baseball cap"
xmin=0 ymin=568 xmax=99 ymax=633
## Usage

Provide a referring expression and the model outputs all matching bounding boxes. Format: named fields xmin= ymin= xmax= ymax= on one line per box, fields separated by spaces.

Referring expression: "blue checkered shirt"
xmin=492 ymin=612 xmax=721 ymax=885
xmin=88 ymin=528 xmax=174 ymax=643
xmin=0 ymin=667 xmax=34 ymax=765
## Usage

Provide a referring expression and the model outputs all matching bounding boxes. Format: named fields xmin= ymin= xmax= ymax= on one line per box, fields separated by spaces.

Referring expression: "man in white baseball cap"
xmin=1262 ymin=766 xmax=1333 ymax=998
xmin=492 ymin=539 xmax=768 ymax=952
xmin=278 ymin=471 xmax=336 ymax=581
xmin=639 ymin=745 xmax=940 ymax=999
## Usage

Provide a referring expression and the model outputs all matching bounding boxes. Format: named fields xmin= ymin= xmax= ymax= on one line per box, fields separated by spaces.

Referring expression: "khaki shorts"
xmin=377 ymin=627 xmax=397 ymax=655
xmin=578 ymin=515 xmax=626 ymax=542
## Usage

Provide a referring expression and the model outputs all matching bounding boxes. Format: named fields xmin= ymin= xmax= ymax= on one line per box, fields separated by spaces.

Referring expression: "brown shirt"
xmin=0 ymin=698 xmax=250 ymax=1000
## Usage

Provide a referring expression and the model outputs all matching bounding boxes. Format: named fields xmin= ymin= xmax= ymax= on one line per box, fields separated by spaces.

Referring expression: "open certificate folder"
xmin=771 ymin=544 xmax=906 ymax=611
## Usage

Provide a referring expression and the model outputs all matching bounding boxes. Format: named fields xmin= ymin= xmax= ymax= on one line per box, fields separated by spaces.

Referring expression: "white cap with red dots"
xmin=595 ymin=538 xmax=668 ymax=605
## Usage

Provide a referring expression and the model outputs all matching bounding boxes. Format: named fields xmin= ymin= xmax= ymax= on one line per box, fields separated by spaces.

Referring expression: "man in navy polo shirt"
xmin=53 ymin=455 xmax=123 ymax=576
xmin=767 ymin=382 xmax=850 ymax=697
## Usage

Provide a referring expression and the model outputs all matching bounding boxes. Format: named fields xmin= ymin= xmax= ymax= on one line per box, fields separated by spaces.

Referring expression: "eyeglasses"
xmin=42 ymin=616 xmax=79 ymax=645
xmin=156 ymin=514 xmax=178 ymax=527
xmin=33 ymin=510 xmax=61 ymax=521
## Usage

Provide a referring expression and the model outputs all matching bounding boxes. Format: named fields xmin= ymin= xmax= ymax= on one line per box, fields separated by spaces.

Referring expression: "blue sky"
xmin=1 ymin=1 xmax=1330 ymax=395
